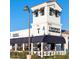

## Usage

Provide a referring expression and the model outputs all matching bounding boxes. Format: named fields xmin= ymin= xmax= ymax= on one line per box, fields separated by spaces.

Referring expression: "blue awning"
xmin=10 ymin=37 xmax=31 ymax=44
xmin=10 ymin=35 xmax=65 ymax=44
xmin=43 ymin=35 xmax=65 ymax=44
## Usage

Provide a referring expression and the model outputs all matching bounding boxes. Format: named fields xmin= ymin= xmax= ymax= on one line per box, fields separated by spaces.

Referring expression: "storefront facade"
xmin=10 ymin=1 xmax=68 ymax=57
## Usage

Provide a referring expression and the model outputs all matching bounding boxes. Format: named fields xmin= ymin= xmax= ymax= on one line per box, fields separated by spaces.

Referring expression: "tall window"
xmin=43 ymin=26 xmax=45 ymax=30
xmin=61 ymin=44 xmax=64 ymax=51
xmin=33 ymin=9 xmax=38 ymax=17
xmin=37 ymin=28 xmax=40 ymax=34
xmin=40 ymin=7 xmax=44 ymax=16
xmin=49 ymin=7 xmax=55 ymax=16
xmin=43 ymin=26 xmax=45 ymax=35
xmin=54 ymin=10 xmax=61 ymax=17
xmin=49 ymin=7 xmax=61 ymax=17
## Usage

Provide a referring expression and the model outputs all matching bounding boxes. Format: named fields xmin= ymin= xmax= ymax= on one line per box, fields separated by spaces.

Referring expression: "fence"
xmin=33 ymin=51 xmax=66 ymax=56
xmin=10 ymin=51 xmax=66 ymax=57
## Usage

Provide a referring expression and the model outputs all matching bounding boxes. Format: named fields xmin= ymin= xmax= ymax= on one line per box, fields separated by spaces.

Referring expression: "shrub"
xmin=18 ymin=51 xmax=26 ymax=59
xmin=32 ymin=54 xmax=39 ymax=59
xmin=10 ymin=52 xmax=19 ymax=58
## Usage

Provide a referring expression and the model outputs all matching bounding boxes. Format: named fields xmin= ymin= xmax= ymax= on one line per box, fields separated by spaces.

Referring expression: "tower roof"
xmin=31 ymin=1 xmax=62 ymax=12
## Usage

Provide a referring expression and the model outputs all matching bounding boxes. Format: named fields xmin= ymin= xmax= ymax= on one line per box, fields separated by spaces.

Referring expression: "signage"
xmin=49 ymin=27 xmax=60 ymax=33
xmin=13 ymin=33 xmax=19 ymax=37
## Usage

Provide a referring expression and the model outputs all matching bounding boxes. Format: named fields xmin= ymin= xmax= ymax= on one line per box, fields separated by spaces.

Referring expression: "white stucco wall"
xmin=62 ymin=33 xmax=69 ymax=51
xmin=10 ymin=29 xmax=33 ymax=39
xmin=10 ymin=1 xmax=69 ymax=52
xmin=10 ymin=1 xmax=62 ymax=38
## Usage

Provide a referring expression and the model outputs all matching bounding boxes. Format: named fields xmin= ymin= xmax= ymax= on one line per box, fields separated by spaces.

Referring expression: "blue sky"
xmin=10 ymin=0 xmax=69 ymax=32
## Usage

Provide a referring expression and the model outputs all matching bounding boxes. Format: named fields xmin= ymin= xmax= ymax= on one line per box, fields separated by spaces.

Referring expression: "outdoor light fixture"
xmin=24 ymin=5 xmax=31 ymax=55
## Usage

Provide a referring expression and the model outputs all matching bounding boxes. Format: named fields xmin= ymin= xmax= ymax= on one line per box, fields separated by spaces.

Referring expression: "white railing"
xmin=33 ymin=51 xmax=66 ymax=56
xmin=11 ymin=50 xmax=66 ymax=56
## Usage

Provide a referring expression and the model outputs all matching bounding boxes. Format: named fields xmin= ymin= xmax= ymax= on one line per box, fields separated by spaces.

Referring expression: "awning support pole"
xmin=41 ymin=42 xmax=43 ymax=58
xmin=15 ymin=44 xmax=17 ymax=51
xmin=23 ymin=43 xmax=25 ymax=51
xmin=31 ymin=43 xmax=33 ymax=55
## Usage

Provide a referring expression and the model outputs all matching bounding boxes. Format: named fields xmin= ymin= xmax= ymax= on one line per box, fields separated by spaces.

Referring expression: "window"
xmin=43 ymin=26 xmax=45 ymax=34
xmin=54 ymin=10 xmax=61 ymax=17
xmin=13 ymin=33 xmax=19 ymax=37
xmin=33 ymin=10 xmax=38 ymax=17
xmin=61 ymin=44 xmax=64 ymax=51
xmin=40 ymin=7 xmax=44 ymax=16
xmin=49 ymin=7 xmax=61 ymax=17
xmin=49 ymin=7 xmax=55 ymax=16
xmin=43 ymin=26 xmax=45 ymax=30
xmin=17 ymin=44 xmax=22 ymax=51
xmin=55 ymin=44 xmax=61 ymax=51
xmin=37 ymin=28 xmax=40 ymax=34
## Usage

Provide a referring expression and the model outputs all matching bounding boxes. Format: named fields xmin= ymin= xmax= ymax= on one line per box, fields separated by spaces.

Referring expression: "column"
xmin=41 ymin=42 xmax=43 ymax=58
xmin=23 ymin=43 xmax=25 ymax=51
xmin=10 ymin=45 xmax=12 ymax=50
xmin=15 ymin=44 xmax=17 ymax=51
xmin=64 ymin=44 xmax=66 ymax=54
xmin=31 ymin=43 xmax=33 ymax=55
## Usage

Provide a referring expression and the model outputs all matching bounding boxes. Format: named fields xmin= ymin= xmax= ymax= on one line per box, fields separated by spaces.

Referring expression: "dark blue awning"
xmin=43 ymin=35 xmax=65 ymax=44
xmin=10 ymin=35 xmax=65 ymax=44
xmin=10 ymin=37 xmax=32 ymax=44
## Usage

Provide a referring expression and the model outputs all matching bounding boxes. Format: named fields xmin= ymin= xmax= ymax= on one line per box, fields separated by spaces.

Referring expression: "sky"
xmin=10 ymin=0 xmax=69 ymax=32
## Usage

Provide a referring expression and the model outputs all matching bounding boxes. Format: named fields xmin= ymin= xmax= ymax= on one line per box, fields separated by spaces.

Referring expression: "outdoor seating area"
xmin=10 ymin=35 xmax=66 ymax=57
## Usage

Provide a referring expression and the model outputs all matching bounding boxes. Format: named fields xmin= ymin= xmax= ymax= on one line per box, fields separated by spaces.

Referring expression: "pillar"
xmin=27 ymin=55 xmax=31 ymax=59
xmin=64 ymin=44 xmax=66 ymax=51
xmin=15 ymin=44 xmax=17 ymax=51
xmin=23 ymin=43 xmax=25 ymax=51
xmin=64 ymin=44 xmax=66 ymax=54
xmin=41 ymin=42 xmax=43 ymax=58
xmin=10 ymin=45 xmax=12 ymax=50
xmin=31 ymin=43 xmax=33 ymax=55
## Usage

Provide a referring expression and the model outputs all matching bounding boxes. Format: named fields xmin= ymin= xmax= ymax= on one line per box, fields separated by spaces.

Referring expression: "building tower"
xmin=31 ymin=0 xmax=62 ymax=36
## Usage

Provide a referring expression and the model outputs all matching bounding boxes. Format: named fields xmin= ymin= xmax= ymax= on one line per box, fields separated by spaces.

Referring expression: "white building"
xmin=61 ymin=30 xmax=69 ymax=53
xmin=10 ymin=1 xmax=68 ymax=57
